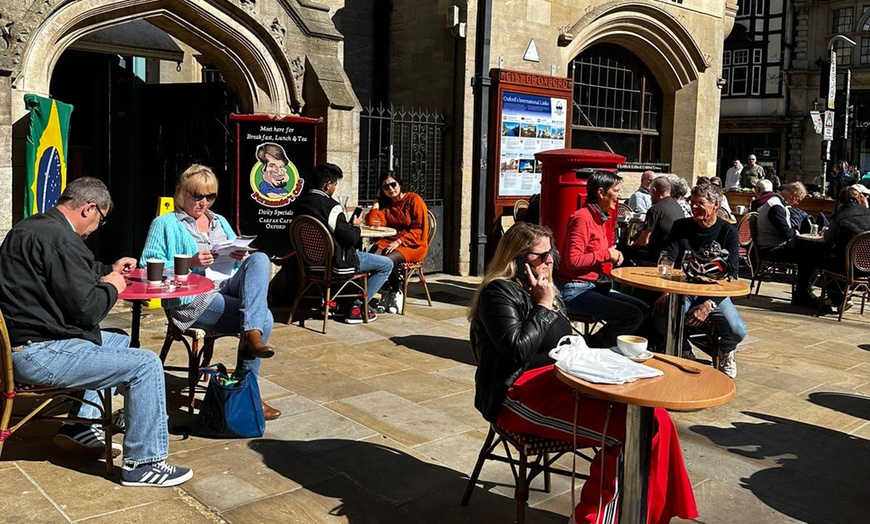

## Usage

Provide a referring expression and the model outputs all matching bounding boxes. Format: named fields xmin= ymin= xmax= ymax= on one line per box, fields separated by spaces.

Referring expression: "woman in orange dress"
xmin=365 ymin=171 xmax=430 ymax=310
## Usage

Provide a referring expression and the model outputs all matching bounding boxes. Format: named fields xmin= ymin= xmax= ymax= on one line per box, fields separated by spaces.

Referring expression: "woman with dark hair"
xmin=469 ymin=221 xmax=697 ymax=524
xmin=555 ymin=171 xmax=649 ymax=347
xmin=823 ymin=186 xmax=870 ymax=311
xmin=365 ymin=171 xmax=430 ymax=310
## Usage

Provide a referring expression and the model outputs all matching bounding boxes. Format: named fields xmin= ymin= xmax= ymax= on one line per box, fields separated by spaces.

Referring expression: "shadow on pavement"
xmin=390 ymin=334 xmax=474 ymax=365
xmin=690 ymin=411 xmax=870 ymax=524
xmin=250 ymin=438 xmax=566 ymax=523
xmin=808 ymin=392 xmax=870 ymax=420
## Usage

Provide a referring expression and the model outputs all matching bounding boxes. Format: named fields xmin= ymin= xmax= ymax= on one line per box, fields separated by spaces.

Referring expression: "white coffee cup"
xmin=616 ymin=335 xmax=648 ymax=357
xmin=735 ymin=205 xmax=746 ymax=215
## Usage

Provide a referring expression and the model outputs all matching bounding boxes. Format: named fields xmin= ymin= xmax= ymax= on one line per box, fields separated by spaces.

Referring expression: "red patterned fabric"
xmin=299 ymin=223 xmax=326 ymax=265
xmin=0 ymin=429 xmax=11 ymax=441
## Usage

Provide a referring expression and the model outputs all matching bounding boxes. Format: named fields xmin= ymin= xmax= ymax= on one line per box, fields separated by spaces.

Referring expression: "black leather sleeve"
xmin=477 ymin=280 xmax=561 ymax=369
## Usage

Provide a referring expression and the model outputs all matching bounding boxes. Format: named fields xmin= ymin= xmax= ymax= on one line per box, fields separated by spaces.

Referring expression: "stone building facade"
xmin=0 ymin=0 xmax=738 ymax=276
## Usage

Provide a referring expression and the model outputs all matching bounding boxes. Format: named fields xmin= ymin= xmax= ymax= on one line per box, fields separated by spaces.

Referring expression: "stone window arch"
xmin=570 ymin=43 xmax=663 ymax=163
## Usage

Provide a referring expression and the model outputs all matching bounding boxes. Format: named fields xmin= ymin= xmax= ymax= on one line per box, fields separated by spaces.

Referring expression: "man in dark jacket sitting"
xmin=294 ymin=163 xmax=393 ymax=323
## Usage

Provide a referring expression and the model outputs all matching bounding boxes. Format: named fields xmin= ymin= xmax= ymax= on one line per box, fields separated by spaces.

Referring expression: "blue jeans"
xmin=193 ymin=252 xmax=274 ymax=376
xmin=357 ymin=251 xmax=393 ymax=299
xmin=11 ymin=331 xmax=169 ymax=467
xmin=557 ymin=281 xmax=649 ymax=347
xmin=653 ymin=296 xmax=747 ymax=354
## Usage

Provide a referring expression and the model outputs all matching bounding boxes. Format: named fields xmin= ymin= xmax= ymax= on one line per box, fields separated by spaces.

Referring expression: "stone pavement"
xmin=1 ymin=276 xmax=868 ymax=523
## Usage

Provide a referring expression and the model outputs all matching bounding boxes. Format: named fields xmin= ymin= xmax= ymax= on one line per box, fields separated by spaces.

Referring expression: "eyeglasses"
xmin=526 ymin=250 xmax=553 ymax=263
xmin=92 ymin=203 xmax=107 ymax=226
xmin=190 ymin=192 xmax=217 ymax=202
xmin=382 ymin=181 xmax=398 ymax=190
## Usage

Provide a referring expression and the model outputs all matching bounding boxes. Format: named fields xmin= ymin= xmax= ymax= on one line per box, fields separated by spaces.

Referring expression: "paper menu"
xmin=205 ymin=235 xmax=256 ymax=282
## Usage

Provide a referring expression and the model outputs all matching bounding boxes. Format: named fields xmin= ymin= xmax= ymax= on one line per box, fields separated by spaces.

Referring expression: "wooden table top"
xmin=119 ymin=269 xmax=214 ymax=301
xmin=554 ymin=354 xmax=736 ymax=411
xmin=360 ymin=225 xmax=398 ymax=238
xmin=610 ymin=266 xmax=751 ymax=298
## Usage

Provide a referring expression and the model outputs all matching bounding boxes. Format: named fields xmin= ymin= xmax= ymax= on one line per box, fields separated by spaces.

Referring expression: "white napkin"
xmin=549 ymin=335 xmax=663 ymax=384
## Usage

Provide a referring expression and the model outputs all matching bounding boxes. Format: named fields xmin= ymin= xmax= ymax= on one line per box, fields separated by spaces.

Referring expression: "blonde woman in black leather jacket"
xmin=467 ymin=222 xmax=697 ymax=524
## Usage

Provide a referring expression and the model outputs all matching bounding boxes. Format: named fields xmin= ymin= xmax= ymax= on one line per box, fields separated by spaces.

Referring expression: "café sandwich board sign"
xmin=231 ymin=114 xmax=320 ymax=259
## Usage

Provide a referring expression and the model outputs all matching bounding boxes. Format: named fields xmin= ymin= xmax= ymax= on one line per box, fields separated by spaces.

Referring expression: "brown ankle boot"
xmin=242 ymin=329 xmax=275 ymax=359
xmin=261 ymin=400 xmax=281 ymax=421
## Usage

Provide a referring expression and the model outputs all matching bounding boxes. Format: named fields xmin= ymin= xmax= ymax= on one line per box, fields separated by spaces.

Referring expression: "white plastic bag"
xmin=549 ymin=335 xmax=663 ymax=384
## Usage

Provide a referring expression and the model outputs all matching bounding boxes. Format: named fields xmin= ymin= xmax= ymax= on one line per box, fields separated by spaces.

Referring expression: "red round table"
xmin=119 ymin=268 xmax=214 ymax=347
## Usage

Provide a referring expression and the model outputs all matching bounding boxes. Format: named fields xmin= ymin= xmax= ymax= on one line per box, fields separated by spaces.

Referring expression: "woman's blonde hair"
xmin=175 ymin=164 xmax=219 ymax=209
xmin=466 ymin=222 xmax=560 ymax=322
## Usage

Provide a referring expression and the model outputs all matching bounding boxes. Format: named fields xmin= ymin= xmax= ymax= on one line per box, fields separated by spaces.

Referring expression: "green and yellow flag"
xmin=24 ymin=94 xmax=73 ymax=217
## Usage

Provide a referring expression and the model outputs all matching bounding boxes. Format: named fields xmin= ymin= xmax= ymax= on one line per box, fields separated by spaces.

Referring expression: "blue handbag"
xmin=193 ymin=364 xmax=265 ymax=438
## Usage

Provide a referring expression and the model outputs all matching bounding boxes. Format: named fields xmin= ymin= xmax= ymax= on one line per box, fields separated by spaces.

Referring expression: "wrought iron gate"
xmin=358 ymin=104 xmax=445 ymax=206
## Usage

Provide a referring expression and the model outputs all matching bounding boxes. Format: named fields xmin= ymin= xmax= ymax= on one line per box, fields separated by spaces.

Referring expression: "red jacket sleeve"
xmin=562 ymin=211 xmax=611 ymax=273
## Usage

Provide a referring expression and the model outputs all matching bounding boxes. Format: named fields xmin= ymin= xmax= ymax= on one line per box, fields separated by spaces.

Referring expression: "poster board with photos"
xmin=488 ymin=69 xmax=572 ymax=230
xmin=231 ymin=114 xmax=320 ymax=259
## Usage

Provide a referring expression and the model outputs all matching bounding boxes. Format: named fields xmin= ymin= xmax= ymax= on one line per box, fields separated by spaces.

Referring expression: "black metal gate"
xmin=359 ymin=104 xmax=446 ymax=272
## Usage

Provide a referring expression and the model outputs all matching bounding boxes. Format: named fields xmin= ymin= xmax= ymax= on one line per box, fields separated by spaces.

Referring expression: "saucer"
xmin=610 ymin=346 xmax=653 ymax=362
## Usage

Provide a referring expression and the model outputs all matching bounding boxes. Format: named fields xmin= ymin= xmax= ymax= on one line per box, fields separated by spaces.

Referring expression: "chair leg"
xmin=419 ymin=269 xmax=432 ymax=306
xmin=322 ymin=285 xmax=332 ymax=334
xmin=542 ymin=452 xmax=551 ymax=492
xmin=838 ymin=287 xmax=849 ymax=322
xmin=186 ymin=337 xmax=201 ymax=412
xmin=515 ymin=451 xmax=529 ymax=524
xmin=461 ymin=426 xmax=497 ymax=506
xmin=100 ymin=388 xmax=114 ymax=476
xmin=362 ymin=277 xmax=369 ymax=324
xmin=401 ymin=269 xmax=410 ymax=315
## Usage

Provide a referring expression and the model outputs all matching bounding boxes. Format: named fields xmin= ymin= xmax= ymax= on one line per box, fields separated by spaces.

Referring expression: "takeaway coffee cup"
xmin=174 ymin=254 xmax=192 ymax=281
xmin=146 ymin=259 xmax=165 ymax=287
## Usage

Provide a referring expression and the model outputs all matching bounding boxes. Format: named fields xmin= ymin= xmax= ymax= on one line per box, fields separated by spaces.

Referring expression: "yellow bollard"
xmin=145 ymin=197 xmax=176 ymax=309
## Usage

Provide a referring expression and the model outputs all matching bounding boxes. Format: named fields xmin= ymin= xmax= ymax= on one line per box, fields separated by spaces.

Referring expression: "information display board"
xmin=232 ymin=114 xmax=320 ymax=258
xmin=487 ymin=69 xmax=573 ymax=230
xmin=498 ymin=92 xmax=569 ymax=197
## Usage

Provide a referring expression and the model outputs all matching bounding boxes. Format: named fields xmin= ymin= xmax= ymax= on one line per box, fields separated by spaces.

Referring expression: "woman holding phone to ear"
xmin=469 ymin=222 xmax=696 ymax=524
xmin=365 ymin=171 xmax=430 ymax=309
xmin=555 ymin=170 xmax=649 ymax=348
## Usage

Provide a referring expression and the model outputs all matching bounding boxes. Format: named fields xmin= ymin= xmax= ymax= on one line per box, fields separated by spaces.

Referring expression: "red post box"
xmin=534 ymin=149 xmax=626 ymax=264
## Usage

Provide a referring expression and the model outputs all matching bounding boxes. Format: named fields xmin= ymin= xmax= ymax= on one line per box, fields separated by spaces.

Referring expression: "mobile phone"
xmin=351 ymin=207 xmax=363 ymax=220
xmin=515 ymin=256 xmax=532 ymax=286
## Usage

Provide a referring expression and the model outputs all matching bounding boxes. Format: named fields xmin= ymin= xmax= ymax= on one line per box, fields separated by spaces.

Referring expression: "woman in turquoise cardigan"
xmin=140 ymin=164 xmax=280 ymax=420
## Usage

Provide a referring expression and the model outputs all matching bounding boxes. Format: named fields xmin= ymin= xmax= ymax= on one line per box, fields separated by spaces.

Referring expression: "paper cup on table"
xmin=146 ymin=259 xmax=165 ymax=287
xmin=174 ymin=254 xmax=192 ymax=281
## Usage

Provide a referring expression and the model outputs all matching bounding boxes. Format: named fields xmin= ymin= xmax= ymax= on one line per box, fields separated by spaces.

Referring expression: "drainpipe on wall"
xmin=470 ymin=0 xmax=493 ymax=276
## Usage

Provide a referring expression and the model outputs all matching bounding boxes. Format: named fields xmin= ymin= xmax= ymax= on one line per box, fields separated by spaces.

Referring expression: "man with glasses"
xmin=627 ymin=170 xmax=656 ymax=214
xmin=294 ymin=163 xmax=393 ymax=323
xmin=756 ymin=182 xmax=828 ymax=310
xmin=0 ymin=177 xmax=193 ymax=487
xmin=655 ymin=184 xmax=746 ymax=378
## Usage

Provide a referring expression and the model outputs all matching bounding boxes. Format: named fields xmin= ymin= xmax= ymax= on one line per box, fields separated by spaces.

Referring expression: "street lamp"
xmin=820 ymin=35 xmax=857 ymax=195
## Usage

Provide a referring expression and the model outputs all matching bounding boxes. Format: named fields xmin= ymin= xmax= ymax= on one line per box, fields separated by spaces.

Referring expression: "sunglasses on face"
xmin=527 ymin=250 xmax=553 ymax=263
xmin=190 ymin=192 xmax=217 ymax=202
xmin=382 ymin=181 xmax=398 ymax=190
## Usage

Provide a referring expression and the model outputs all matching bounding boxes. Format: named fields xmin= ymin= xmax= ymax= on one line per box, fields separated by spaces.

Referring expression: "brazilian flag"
xmin=24 ymin=94 xmax=73 ymax=217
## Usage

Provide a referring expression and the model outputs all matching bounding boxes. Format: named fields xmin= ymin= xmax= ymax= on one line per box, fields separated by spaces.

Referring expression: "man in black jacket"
xmin=294 ymin=163 xmax=393 ymax=323
xmin=0 ymin=177 xmax=192 ymax=487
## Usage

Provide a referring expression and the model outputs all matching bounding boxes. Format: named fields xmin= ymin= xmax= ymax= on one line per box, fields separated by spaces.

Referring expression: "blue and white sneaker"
xmin=120 ymin=461 xmax=193 ymax=487
xmin=54 ymin=423 xmax=122 ymax=459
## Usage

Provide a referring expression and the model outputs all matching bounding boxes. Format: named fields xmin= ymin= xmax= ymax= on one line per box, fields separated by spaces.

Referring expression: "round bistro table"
xmin=119 ymin=268 xmax=214 ymax=347
xmin=610 ymin=266 xmax=751 ymax=356
xmin=554 ymin=355 xmax=736 ymax=524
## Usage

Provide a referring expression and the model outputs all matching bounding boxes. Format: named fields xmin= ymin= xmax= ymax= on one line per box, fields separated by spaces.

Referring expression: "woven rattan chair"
xmin=514 ymin=199 xmax=530 ymax=221
xmin=398 ymin=209 xmax=437 ymax=314
xmin=158 ymin=310 xmax=238 ymax=412
xmin=462 ymin=329 xmax=594 ymax=524
xmin=735 ymin=212 xmax=754 ymax=276
xmin=288 ymin=215 xmax=369 ymax=333
xmin=0 ymin=309 xmax=115 ymax=474
xmin=821 ymin=231 xmax=870 ymax=322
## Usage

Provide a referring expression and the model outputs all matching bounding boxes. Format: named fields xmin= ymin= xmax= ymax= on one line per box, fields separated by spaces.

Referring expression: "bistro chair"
xmin=398 ymin=209 xmax=437 ymax=314
xmin=462 ymin=329 xmax=594 ymax=524
xmin=716 ymin=206 xmax=734 ymax=221
xmin=735 ymin=212 xmax=754 ymax=277
xmin=820 ymin=231 xmax=870 ymax=322
xmin=748 ymin=213 xmax=797 ymax=296
xmin=514 ymin=199 xmax=530 ymax=221
xmin=158 ymin=311 xmax=238 ymax=412
xmin=567 ymin=311 xmax=600 ymax=339
xmin=287 ymin=215 xmax=369 ymax=333
xmin=0 ymin=309 xmax=115 ymax=475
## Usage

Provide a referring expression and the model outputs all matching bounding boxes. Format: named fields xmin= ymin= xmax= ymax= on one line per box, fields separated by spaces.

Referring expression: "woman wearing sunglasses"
xmin=140 ymin=164 xmax=281 ymax=421
xmin=555 ymin=170 xmax=649 ymax=347
xmin=364 ymin=171 xmax=430 ymax=312
xmin=469 ymin=222 xmax=696 ymax=524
